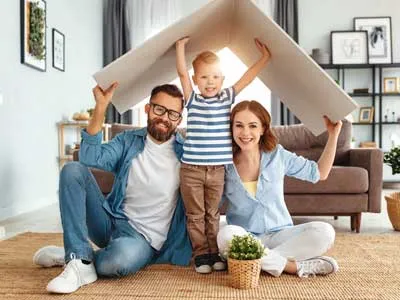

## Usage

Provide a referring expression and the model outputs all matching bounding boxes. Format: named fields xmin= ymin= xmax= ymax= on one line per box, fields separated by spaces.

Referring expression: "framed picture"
xmin=331 ymin=31 xmax=368 ymax=65
xmin=52 ymin=29 xmax=65 ymax=71
xmin=354 ymin=17 xmax=392 ymax=64
xmin=383 ymin=77 xmax=399 ymax=93
xmin=359 ymin=106 xmax=374 ymax=123
xmin=20 ymin=0 xmax=47 ymax=71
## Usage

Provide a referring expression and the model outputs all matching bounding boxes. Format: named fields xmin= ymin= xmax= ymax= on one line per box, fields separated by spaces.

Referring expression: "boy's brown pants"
xmin=180 ymin=163 xmax=225 ymax=257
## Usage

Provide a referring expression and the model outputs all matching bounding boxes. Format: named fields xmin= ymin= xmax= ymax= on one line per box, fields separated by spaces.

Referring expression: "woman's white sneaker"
xmin=46 ymin=258 xmax=97 ymax=294
xmin=33 ymin=246 xmax=65 ymax=267
xmin=297 ymin=256 xmax=338 ymax=278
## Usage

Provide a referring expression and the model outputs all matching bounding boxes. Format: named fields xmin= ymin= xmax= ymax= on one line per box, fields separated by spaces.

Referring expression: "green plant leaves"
xmin=28 ymin=2 xmax=45 ymax=60
xmin=384 ymin=146 xmax=400 ymax=175
xmin=228 ymin=234 xmax=265 ymax=260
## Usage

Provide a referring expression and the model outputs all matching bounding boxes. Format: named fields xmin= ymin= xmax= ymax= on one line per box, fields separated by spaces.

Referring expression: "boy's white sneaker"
xmin=33 ymin=245 xmax=65 ymax=267
xmin=46 ymin=258 xmax=97 ymax=294
xmin=297 ymin=256 xmax=338 ymax=278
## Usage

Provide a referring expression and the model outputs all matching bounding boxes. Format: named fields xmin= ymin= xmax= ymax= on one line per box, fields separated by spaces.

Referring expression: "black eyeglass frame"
xmin=149 ymin=102 xmax=182 ymax=121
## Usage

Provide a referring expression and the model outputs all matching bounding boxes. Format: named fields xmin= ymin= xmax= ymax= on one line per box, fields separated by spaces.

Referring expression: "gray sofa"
xmin=75 ymin=120 xmax=383 ymax=233
xmin=272 ymin=120 xmax=382 ymax=233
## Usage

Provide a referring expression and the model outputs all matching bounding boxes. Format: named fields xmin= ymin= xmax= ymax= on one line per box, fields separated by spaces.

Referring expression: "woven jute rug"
xmin=1 ymin=232 xmax=400 ymax=300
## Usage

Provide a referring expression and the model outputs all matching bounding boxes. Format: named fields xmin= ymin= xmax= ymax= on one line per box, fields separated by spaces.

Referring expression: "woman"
xmin=217 ymin=101 xmax=342 ymax=278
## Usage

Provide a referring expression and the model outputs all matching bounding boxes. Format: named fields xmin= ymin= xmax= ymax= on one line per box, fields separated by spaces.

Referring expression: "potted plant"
xmin=351 ymin=137 xmax=356 ymax=148
xmin=227 ymin=234 xmax=265 ymax=289
xmin=383 ymin=146 xmax=400 ymax=231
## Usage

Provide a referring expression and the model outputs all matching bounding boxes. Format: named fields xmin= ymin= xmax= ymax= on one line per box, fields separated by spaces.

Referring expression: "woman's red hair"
xmin=230 ymin=101 xmax=277 ymax=154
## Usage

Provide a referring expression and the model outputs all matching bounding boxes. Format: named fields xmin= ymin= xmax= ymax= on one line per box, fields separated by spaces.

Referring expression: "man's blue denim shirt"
xmin=79 ymin=127 xmax=192 ymax=266
xmin=223 ymin=144 xmax=320 ymax=235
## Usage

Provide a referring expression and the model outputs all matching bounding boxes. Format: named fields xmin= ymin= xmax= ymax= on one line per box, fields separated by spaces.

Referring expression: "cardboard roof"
xmin=93 ymin=0 xmax=358 ymax=135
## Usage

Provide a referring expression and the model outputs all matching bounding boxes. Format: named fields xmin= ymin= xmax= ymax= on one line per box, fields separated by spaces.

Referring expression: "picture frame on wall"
xmin=331 ymin=31 xmax=369 ymax=65
xmin=354 ymin=17 xmax=393 ymax=64
xmin=359 ymin=106 xmax=374 ymax=123
xmin=52 ymin=28 xmax=65 ymax=72
xmin=383 ymin=77 xmax=399 ymax=94
xmin=20 ymin=0 xmax=47 ymax=71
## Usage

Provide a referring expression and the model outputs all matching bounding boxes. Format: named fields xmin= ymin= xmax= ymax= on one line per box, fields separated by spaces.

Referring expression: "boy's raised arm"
xmin=233 ymin=38 xmax=271 ymax=95
xmin=176 ymin=37 xmax=193 ymax=103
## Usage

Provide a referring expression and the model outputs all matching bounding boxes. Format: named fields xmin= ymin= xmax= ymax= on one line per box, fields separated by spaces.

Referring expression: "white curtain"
xmin=127 ymin=0 xmax=182 ymax=125
xmin=128 ymin=0 xmax=182 ymax=48
xmin=252 ymin=0 xmax=274 ymax=17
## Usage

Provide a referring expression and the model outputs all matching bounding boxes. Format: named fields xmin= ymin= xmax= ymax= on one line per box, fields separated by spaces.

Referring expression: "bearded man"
xmin=33 ymin=83 xmax=192 ymax=294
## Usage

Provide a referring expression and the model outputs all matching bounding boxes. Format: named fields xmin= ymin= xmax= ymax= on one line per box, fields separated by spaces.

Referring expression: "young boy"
xmin=175 ymin=37 xmax=270 ymax=274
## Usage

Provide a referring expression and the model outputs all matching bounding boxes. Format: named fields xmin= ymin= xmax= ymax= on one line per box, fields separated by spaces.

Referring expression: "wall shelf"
xmin=320 ymin=63 xmax=400 ymax=148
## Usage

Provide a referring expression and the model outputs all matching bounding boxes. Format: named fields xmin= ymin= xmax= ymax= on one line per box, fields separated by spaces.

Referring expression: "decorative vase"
xmin=228 ymin=258 xmax=261 ymax=289
xmin=384 ymin=192 xmax=400 ymax=231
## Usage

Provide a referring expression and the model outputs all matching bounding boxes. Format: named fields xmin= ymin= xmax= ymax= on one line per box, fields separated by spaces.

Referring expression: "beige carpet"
xmin=1 ymin=232 xmax=400 ymax=300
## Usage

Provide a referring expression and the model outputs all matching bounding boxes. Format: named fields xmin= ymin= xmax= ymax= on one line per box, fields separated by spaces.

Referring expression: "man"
xmin=33 ymin=83 xmax=192 ymax=294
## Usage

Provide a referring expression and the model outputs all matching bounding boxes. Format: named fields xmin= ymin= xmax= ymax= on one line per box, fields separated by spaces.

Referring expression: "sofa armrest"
xmin=72 ymin=150 xmax=79 ymax=161
xmin=349 ymin=148 xmax=383 ymax=213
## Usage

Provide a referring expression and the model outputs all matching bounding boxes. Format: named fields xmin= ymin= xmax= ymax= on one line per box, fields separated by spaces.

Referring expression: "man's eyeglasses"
xmin=150 ymin=103 xmax=182 ymax=121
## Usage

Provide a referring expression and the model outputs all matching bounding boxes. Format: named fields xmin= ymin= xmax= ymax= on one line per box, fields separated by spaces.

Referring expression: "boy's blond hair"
xmin=192 ymin=51 xmax=220 ymax=72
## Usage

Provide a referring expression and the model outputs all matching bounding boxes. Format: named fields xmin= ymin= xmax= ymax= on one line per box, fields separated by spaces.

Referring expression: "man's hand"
xmin=254 ymin=38 xmax=271 ymax=63
xmin=92 ymin=82 xmax=119 ymax=108
xmin=176 ymin=37 xmax=190 ymax=49
xmin=323 ymin=116 xmax=342 ymax=137
xmin=87 ymin=82 xmax=118 ymax=135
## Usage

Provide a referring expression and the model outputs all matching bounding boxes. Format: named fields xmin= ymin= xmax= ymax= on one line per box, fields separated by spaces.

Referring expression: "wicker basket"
xmin=228 ymin=258 xmax=261 ymax=289
xmin=384 ymin=192 xmax=400 ymax=231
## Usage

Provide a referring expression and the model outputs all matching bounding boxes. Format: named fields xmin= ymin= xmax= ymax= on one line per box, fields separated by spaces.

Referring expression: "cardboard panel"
xmin=94 ymin=0 xmax=357 ymax=135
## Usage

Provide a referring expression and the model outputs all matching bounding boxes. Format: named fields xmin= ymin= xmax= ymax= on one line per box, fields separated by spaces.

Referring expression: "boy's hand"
xmin=254 ymin=38 xmax=271 ymax=62
xmin=176 ymin=37 xmax=190 ymax=48
xmin=92 ymin=82 xmax=118 ymax=108
xmin=323 ymin=116 xmax=342 ymax=137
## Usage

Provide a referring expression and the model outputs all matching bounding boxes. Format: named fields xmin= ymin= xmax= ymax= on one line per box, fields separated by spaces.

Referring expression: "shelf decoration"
xmin=359 ymin=106 xmax=374 ymax=123
xmin=331 ymin=31 xmax=368 ymax=65
xmin=383 ymin=77 xmax=399 ymax=94
xmin=354 ymin=17 xmax=393 ymax=64
xmin=20 ymin=0 xmax=47 ymax=71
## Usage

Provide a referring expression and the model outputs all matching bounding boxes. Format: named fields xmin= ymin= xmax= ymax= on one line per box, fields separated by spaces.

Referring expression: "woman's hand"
xmin=323 ymin=116 xmax=342 ymax=138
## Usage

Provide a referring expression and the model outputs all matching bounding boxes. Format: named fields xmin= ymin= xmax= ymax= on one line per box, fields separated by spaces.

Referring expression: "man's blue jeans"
xmin=59 ymin=162 xmax=156 ymax=277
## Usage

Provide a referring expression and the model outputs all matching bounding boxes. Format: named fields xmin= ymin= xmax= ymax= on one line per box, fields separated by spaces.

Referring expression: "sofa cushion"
xmin=285 ymin=194 xmax=368 ymax=214
xmin=284 ymin=166 xmax=368 ymax=194
xmin=272 ymin=119 xmax=351 ymax=165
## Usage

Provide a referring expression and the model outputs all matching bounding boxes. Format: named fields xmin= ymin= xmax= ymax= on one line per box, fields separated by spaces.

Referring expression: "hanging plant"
xmin=29 ymin=1 xmax=45 ymax=60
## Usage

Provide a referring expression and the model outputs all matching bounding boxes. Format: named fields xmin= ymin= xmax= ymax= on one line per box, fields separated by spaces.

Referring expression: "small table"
xmin=57 ymin=121 xmax=111 ymax=169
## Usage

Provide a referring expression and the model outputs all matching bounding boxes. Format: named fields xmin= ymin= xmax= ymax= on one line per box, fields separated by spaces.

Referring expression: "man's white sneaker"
xmin=33 ymin=246 xmax=65 ymax=267
xmin=297 ymin=256 xmax=339 ymax=278
xmin=46 ymin=257 xmax=97 ymax=294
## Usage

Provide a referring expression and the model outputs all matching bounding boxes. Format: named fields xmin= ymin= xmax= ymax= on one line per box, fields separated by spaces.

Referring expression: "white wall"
xmin=298 ymin=0 xmax=400 ymax=61
xmin=0 ymin=0 xmax=103 ymax=221
xmin=298 ymin=0 xmax=400 ymax=182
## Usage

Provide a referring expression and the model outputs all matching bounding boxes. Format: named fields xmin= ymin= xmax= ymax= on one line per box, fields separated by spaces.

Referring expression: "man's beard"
xmin=147 ymin=118 xmax=175 ymax=142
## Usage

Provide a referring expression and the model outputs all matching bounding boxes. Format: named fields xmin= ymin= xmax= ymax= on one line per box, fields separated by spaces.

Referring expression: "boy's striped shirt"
xmin=182 ymin=87 xmax=235 ymax=165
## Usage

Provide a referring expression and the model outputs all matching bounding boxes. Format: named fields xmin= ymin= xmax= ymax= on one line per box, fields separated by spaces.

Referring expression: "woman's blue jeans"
xmin=59 ymin=162 xmax=156 ymax=277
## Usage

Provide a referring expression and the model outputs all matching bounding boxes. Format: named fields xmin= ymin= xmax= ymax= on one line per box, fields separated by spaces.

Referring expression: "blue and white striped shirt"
xmin=182 ymin=87 xmax=235 ymax=165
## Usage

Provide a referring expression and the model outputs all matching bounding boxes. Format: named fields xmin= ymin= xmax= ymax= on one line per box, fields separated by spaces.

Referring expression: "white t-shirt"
xmin=123 ymin=135 xmax=180 ymax=250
